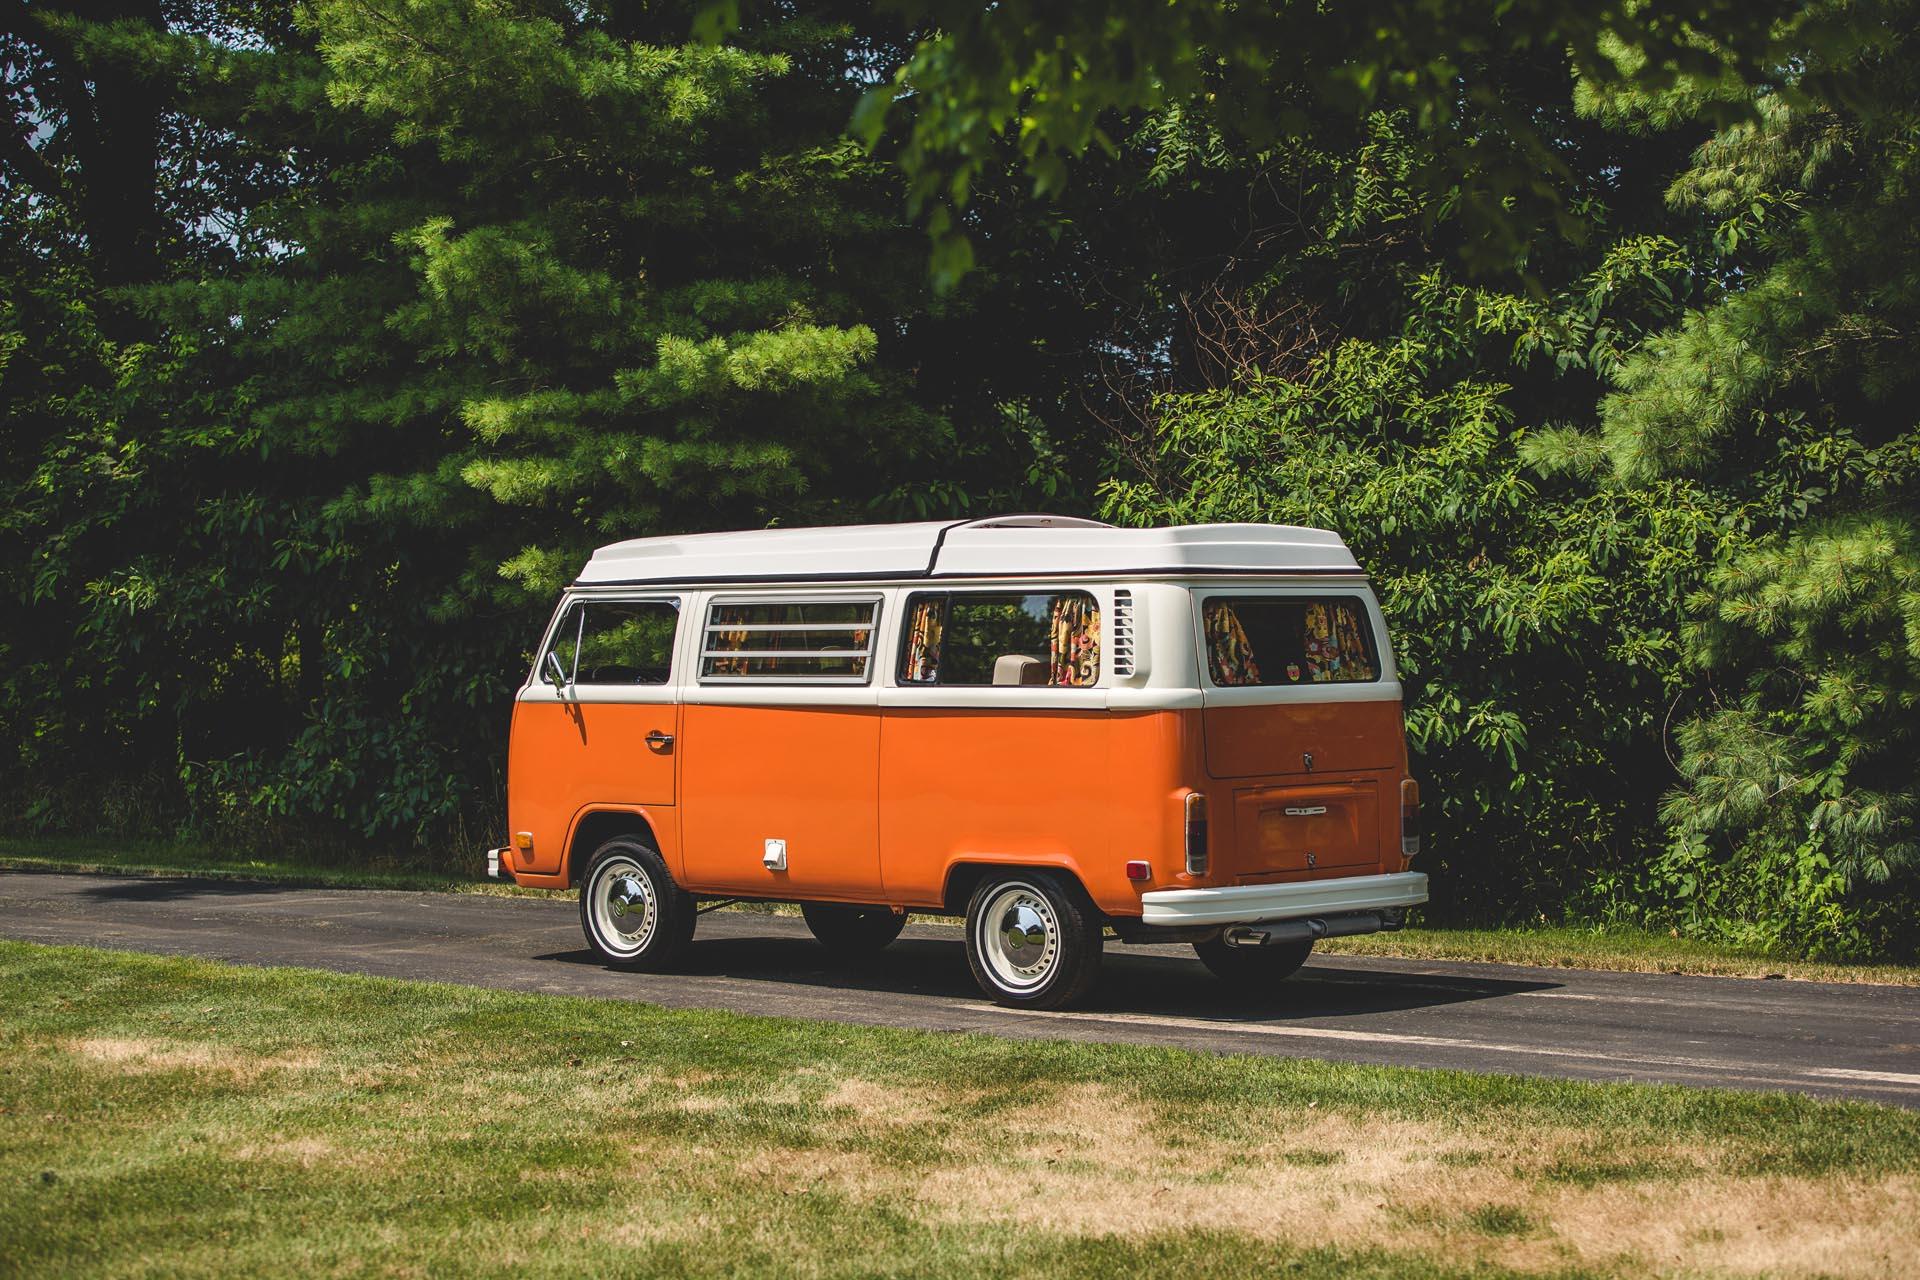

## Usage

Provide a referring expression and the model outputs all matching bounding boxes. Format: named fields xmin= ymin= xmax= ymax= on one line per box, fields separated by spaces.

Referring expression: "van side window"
xmin=700 ymin=599 xmax=880 ymax=682
xmin=1202 ymin=596 xmax=1379 ymax=686
xmin=899 ymin=592 xmax=1100 ymax=687
xmin=547 ymin=600 xmax=679 ymax=685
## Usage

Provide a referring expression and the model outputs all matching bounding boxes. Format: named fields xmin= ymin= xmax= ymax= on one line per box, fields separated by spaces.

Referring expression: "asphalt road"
xmin=5 ymin=870 xmax=1919 ymax=1107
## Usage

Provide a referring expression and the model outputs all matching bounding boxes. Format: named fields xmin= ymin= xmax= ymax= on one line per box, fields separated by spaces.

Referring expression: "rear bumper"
xmin=1138 ymin=870 xmax=1428 ymax=927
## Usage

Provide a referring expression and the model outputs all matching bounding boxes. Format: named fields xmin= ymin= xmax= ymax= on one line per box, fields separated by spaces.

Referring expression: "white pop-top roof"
xmin=574 ymin=515 xmax=1362 ymax=586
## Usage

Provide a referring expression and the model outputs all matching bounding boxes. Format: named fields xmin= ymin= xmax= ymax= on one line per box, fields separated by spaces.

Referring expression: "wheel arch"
xmin=565 ymin=808 xmax=661 ymax=887
xmin=941 ymin=859 xmax=1097 ymax=917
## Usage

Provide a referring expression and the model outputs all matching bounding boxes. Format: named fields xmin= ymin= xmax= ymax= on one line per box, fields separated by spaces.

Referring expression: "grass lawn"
xmin=2 ymin=942 xmax=1917 ymax=1278
xmin=5 ymin=836 xmax=1917 ymax=984
xmin=0 ymin=835 xmax=513 ymax=894
xmin=1318 ymin=925 xmax=1920 ymax=985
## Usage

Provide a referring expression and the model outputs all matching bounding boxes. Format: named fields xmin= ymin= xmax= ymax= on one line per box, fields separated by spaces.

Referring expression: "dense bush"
xmin=2 ymin=1 xmax=1080 ymax=856
xmin=1094 ymin=112 xmax=1721 ymax=923
xmin=3 ymin=0 xmax=1914 ymax=955
xmin=1530 ymin=5 xmax=1920 ymax=957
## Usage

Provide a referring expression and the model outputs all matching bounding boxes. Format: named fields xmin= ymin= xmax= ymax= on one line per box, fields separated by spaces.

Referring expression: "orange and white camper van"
xmin=491 ymin=516 xmax=1426 ymax=1009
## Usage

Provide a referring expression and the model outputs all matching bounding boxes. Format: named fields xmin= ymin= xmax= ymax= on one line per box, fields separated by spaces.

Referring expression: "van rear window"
xmin=899 ymin=591 xmax=1100 ymax=687
xmin=701 ymin=599 xmax=879 ymax=682
xmin=1202 ymin=596 xmax=1379 ymax=686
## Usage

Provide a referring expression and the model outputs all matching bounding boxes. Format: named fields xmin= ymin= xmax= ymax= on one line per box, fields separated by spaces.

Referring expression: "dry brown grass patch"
xmin=874 ymin=1082 xmax=1920 ymax=1279
xmin=735 ymin=1144 xmax=890 ymax=1199
xmin=1525 ymin=1173 xmax=1920 ymax=1279
xmin=230 ymin=1136 xmax=346 ymax=1168
xmin=63 ymin=1035 xmax=319 ymax=1080
xmin=822 ymin=1075 xmax=967 ymax=1133
xmin=604 ymin=1211 xmax=716 ymax=1249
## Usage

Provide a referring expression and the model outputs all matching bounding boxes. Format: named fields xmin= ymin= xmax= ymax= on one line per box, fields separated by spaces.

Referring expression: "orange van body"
xmin=506 ymin=700 xmax=1413 ymax=916
xmin=501 ymin=586 xmax=1416 ymax=924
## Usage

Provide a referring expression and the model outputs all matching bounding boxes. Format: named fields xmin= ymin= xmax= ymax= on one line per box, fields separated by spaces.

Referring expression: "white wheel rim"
xmin=977 ymin=881 xmax=1060 ymax=992
xmin=588 ymin=856 xmax=657 ymax=958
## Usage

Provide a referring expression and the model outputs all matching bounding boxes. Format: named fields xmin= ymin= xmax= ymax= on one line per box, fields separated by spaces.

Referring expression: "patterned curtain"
xmin=1204 ymin=602 xmax=1262 ymax=685
xmin=707 ymin=626 xmax=752 ymax=676
xmin=902 ymin=598 xmax=944 ymax=682
xmin=1303 ymin=602 xmax=1376 ymax=681
xmin=1048 ymin=596 xmax=1100 ymax=686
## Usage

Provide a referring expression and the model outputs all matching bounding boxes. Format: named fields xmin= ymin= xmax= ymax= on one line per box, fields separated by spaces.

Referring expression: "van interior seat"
xmin=992 ymin=654 xmax=1046 ymax=686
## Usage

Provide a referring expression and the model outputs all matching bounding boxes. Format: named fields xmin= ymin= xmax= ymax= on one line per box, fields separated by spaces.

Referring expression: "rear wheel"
xmin=579 ymin=838 xmax=697 ymax=971
xmin=964 ymin=871 xmax=1103 ymax=1009
xmin=1193 ymin=934 xmax=1314 ymax=989
xmin=801 ymin=902 xmax=907 ymax=957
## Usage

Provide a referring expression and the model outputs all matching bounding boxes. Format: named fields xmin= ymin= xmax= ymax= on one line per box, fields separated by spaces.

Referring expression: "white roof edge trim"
xmin=575 ymin=516 xmax=1361 ymax=586
xmin=931 ymin=521 xmax=1359 ymax=578
xmin=951 ymin=514 xmax=1114 ymax=530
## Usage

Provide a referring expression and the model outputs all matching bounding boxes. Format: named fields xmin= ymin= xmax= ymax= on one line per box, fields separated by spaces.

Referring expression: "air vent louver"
xmin=1112 ymin=589 xmax=1136 ymax=677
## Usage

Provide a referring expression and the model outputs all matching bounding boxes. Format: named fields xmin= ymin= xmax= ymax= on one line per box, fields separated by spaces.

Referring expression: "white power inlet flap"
xmin=763 ymin=838 xmax=787 ymax=871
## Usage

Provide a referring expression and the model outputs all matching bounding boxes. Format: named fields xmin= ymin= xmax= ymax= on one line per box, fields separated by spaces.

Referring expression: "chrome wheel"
xmin=588 ymin=856 xmax=657 ymax=958
xmin=964 ymin=870 xmax=1102 ymax=1009
xmin=578 ymin=839 xmax=697 ymax=972
xmin=976 ymin=881 xmax=1060 ymax=991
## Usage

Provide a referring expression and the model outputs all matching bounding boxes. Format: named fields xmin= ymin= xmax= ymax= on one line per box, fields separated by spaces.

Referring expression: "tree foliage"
xmin=3 ymin=0 xmax=1916 ymax=956
xmin=1094 ymin=105 xmax=1723 ymax=918
xmin=813 ymin=0 xmax=1826 ymax=283
xmin=1 ymin=0 xmax=1072 ymax=849
xmin=1528 ymin=2 xmax=1920 ymax=954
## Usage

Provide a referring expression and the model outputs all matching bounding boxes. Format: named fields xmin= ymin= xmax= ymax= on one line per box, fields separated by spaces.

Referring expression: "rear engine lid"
xmin=1202 ymin=700 xmax=1401 ymax=779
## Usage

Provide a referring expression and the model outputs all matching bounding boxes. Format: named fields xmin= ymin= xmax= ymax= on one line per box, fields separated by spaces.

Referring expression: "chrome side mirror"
xmin=543 ymin=649 xmax=572 ymax=691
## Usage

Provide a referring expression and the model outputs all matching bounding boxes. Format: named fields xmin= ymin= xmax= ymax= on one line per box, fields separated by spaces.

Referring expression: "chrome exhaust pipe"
xmin=1223 ymin=921 xmax=1317 ymax=948
xmin=1223 ymin=911 xmax=1384 ymax=948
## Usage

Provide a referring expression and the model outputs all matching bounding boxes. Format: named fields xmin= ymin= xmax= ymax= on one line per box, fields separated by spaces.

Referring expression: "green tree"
xmin=1 ymin=1 xmax=313 ymax=829
xmin=1529 ymin=2 xmax=1920 ymax=956
xmin=3 ymin=0 xmax=1073 ymax=852
xmin=1094 ymin=101 xmax=1722 ymax=918
xmin=787 ymin=0 xmax=1820 ymax=282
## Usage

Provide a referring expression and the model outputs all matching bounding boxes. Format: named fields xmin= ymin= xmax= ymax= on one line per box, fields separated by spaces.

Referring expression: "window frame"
xmin=696 ymin=592 xmax=884 ymax=686
xmin=523 ymin=592 xmax=684 ymax=702
xmin=544 ymin=596 xmax=682 ymax=688
xmin=1194 ymin=589 xmax=1385 ymax=691
xmin=894 ymin=587 xmax=1104 ymax=690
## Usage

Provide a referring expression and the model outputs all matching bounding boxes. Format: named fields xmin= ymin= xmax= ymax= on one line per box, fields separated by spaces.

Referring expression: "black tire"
xmin=964 ymin=871 xmax=1103 ymax=1009
xmin=800 ymin=902 xmax=908 ymax=957
xmin=578 ymin=838 xmax=697 ymax=971
xmin=1193 ymin=934 xmax=1314 ymax=988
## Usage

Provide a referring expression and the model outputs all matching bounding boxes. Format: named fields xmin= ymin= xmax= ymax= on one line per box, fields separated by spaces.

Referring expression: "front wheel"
xmin=964 ymin=872 xmax=1103 ymax=1009
xmin=579 ymin=839 xmax=697 ymax=971
xmin=1193 ymin=934 xmax=1314 ymax=989
xmin=801 ymin=902 xmax=907 ymax=957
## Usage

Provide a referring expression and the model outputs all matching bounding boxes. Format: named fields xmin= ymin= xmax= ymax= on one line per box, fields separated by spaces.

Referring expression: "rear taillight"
xmin=1400 ymin=778 xmax=1421 ymax=858
xmin=1184 ymin=792 xmax=1209 ymax=876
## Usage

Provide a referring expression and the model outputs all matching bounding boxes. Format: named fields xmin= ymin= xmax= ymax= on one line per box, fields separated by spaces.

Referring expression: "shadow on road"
xmin=77 ymin=876 xmax=353 ymax=902
xmin=536 ymin=931 xmax=1561 ymax=1021
xmin=66 ymin=875 xmax=1562 ymax=1022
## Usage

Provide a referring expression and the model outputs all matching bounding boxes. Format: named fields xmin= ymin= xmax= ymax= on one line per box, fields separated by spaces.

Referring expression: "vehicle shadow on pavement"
xmin=61 ymin=876 xmax=1561 ymax=1021
xmin=77 ymin=876 xmax=356 ymax=902
xmin=534 ymin=933 xmax=1560 ymax=1021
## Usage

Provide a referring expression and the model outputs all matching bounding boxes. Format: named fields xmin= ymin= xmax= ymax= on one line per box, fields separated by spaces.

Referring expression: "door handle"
xmin=645 ymin=731 xmax=675 ymax=750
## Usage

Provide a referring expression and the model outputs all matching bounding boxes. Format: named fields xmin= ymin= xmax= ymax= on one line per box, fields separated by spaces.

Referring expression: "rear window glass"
xmin=899 ymin=591 xmax=1100 ymax=687
xmin=701 ymin=599 xmax=879 ymax=682
xmin=1202 ymin=596 xmax=1380 ymax=686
